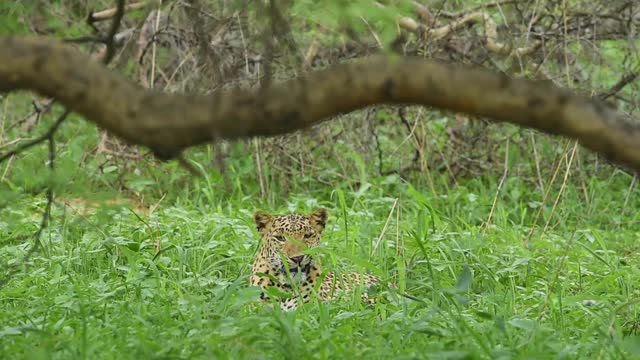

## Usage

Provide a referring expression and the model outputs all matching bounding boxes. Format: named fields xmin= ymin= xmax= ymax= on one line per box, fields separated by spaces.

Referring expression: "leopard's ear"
xmin=309 ymin=208 xmax=328 ymax=228
xmin=254 ymin=211 xmax=273 ymax=232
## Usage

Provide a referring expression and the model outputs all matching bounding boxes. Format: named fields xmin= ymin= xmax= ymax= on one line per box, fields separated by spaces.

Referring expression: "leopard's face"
xmin=253 ymin=208 xmax=328 ymax=273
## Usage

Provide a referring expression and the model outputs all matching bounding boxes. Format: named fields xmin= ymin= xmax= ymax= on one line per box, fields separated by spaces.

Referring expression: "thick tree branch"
xmin=1 ymin=36 xmax=640 ymax=170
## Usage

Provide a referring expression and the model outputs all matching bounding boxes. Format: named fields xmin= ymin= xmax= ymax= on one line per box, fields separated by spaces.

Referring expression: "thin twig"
xmin=598 ymin=72 xmax=638 ymax=100
xmin=0 ymin=111 xmax=68 ymax=164
xmin=0 ymin=110 xmax=68 ymax=288
xmin=535 ymin=229 xmax=577 ymax=322
xmin=371 ymin=198 xmax=399 ymax=256
xmin=540 ymin=142 xmax=579 ymax=239
xmin=524 ymin=140 xmax=571 ymax=247
xmin=484 ymin=139 xmax=510 ymax=229
xmin=370 ymin=110 xmax=384 ymax=176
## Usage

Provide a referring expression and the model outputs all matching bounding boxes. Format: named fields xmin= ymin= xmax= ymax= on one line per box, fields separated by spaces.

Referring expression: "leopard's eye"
xmin=274 ymin=235 xmax=286 ymax=242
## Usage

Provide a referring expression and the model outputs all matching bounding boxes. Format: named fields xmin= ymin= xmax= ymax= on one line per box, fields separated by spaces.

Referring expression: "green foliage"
xmin=1 ymin=0 xmax=640 ymax=358
xmin=291 ymin=0 xmax=412 ymax=48
xmin=1 ymin=116 xmax=639 ymax=358
xmin=0 ymin=2 xmax=31 ymax=34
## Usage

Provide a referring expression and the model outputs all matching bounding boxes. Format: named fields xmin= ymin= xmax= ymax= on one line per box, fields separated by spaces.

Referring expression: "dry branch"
xmin=398 ymin=11 xmax=540 ymax=57
xmin=1 ymin=36 xmax=640 ymax=171
xmin=88 ymin=1 xmax=148 ymax=23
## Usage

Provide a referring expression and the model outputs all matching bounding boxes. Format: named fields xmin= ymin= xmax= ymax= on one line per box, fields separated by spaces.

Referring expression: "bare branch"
xmin=87 ymin=1 xmax=148 ymax=23
xmin=0 ymin=110 xmax=68 ymax=164
xmin=598 ymin=72 xmax=638 ymax=100
xmin=398 ymin=11 xmax=541 ymax=57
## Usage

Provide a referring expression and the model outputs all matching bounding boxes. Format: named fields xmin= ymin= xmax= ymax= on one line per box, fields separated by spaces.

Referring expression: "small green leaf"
xmin=103 ymin=165 xmax=118 ymax=174
xmin=455 ymin=265 xmax=473 ymax=292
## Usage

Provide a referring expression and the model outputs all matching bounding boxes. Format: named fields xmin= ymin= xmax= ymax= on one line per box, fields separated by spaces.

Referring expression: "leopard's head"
xmin=253 ymin=208 xmax=328 ymax=272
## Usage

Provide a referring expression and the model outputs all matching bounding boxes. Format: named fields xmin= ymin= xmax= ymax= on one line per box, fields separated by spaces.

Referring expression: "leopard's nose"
xmin=291 ymin=255 xmax=304 ymax=264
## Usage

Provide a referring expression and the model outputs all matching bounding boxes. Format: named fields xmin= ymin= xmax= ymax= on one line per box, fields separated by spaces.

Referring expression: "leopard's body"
xmin=250 ymin=208 xmax=382 ymax=311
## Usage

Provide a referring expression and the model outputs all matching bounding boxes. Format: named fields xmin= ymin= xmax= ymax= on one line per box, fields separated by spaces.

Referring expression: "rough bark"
xmin=1 ymin=36 xmax=640 ymax=171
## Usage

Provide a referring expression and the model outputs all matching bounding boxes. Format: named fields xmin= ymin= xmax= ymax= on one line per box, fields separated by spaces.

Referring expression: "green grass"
xmin=1 ymin=125 xmax=639 ymax=359
xmin=1 ymin=0 xmax=640 ymax=356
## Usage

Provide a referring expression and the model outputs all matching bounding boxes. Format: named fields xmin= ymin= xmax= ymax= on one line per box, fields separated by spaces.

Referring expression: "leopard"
xmin=250 ymin=208 xmax=383 ymax=311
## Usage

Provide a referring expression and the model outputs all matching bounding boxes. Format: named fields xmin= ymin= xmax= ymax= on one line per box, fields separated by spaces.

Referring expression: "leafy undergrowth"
xmin=1 ymin=160 xmax=639 ymax=359
xmin=2 ymin=0 xmax=640 ymax=358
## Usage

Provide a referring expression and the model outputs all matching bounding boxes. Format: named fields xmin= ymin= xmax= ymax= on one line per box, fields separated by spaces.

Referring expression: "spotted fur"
xmin=250 ymin=208 xmax=382 ymax=310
